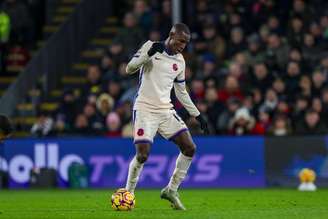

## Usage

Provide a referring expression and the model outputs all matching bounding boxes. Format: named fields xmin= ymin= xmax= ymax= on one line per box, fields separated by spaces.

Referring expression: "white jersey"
xmin=126 ymin=40 xmax=200 ymax=117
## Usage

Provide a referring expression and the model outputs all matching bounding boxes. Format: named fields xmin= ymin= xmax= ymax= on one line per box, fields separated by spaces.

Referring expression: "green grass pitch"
xmin=0 ymin=189 xmax=327 ymax=219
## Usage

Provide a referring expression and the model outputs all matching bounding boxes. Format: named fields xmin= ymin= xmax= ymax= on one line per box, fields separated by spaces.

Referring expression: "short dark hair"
xmin=306 ymin=108 xmax=318 ymax=115
xmin=0 ymin=115 xmax=13 ymax=136
xmin=172 ymin=23 xmax=190 ymax=35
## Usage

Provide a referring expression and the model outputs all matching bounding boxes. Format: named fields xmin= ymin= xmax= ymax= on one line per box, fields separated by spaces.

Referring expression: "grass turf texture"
xmin=0 ymin=189 xmax=327 ymax=219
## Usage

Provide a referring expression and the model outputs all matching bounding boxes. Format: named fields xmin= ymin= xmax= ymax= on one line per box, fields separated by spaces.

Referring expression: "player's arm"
xmin=173 ymin=77 xmax=200 ymax=117
xmin=174 ymin=66 xmax=209 ymax=134
xmin=126 ymin=41 xmax=165 ymax=74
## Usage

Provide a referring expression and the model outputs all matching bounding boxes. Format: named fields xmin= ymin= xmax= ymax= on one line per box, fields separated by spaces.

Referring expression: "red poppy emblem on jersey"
xmin=137 ymin=128 xmax=144 ymax=136
xmin=173 ymin=63 xmax=178 ymax=71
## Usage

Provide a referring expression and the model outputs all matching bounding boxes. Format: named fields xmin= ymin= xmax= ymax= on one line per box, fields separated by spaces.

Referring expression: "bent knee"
xmin=182 ymin=143 xmax=196 ymax=157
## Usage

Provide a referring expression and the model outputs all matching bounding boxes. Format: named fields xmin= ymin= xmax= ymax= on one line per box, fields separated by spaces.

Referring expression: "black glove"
xmin=147 ymin=42 xmax=165 ymax=56
xmin=195 ymin=114 xmax=209 ymax=135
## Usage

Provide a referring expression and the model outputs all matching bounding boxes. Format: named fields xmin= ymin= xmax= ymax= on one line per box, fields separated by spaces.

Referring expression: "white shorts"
xmin=132 ymin=109 xmax=188 ymax=144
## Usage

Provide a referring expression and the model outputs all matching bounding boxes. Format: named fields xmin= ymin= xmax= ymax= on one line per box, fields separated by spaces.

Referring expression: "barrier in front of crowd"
xmin=1 ymin=136 xmax=327 ymax=188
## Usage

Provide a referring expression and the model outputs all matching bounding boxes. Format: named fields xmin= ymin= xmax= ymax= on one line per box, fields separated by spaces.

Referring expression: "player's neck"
xmin=164 ymin=39 xmax=175 ymax=56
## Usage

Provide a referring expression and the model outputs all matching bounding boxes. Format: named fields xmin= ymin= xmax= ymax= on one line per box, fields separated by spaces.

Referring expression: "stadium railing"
xmin=0 ymin=0 xmax=114 ymax=116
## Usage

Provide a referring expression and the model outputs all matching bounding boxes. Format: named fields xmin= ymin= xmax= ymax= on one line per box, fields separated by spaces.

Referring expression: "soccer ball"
xmin=111 ymin=188 xmax=135 ymax=211
xmin=298 ymin=168 xmax=316 ymax=183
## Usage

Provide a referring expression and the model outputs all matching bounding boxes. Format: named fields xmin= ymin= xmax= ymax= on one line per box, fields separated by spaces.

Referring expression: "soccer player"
xmin=0 ymin=114 xmax=12 ymax=143
xmin=125 ymin=23 xmax=209 ymax=210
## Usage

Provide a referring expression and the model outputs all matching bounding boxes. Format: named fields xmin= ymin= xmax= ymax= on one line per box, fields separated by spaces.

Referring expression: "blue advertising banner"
xmin=0 ymin=137 xmax=265 ymax=188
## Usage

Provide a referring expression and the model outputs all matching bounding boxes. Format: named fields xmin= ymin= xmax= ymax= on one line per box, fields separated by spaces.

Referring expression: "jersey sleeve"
xmin=173 ymin=63 xmax=200 ymax=117
xmin=126 ymin=40 xmax=153 ymax=74
xmin=174 ymin=68 xmax=185 ymax=83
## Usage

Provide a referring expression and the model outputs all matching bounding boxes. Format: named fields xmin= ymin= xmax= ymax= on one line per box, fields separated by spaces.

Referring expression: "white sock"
xmin=125 ymin=156 xmax=144 ymax=193
xmin=168 ymin=153 xmax=193 ymax=192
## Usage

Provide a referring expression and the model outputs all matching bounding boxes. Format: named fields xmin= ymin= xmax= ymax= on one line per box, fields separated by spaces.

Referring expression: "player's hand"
xmin=147 ymin=42 xmax=165 ymax=56
xmin=195 ymin=114 xmax=209 ymax=135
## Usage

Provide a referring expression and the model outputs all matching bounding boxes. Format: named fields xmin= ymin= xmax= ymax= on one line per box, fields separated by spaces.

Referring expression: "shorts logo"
xmin=137 ymin=128 xmax=144 ymax=136
xmin=173 ymin=63 xmax=178 ymax=71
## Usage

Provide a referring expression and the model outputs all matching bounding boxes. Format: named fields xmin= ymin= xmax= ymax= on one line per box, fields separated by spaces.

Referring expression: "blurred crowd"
xmin=31 ymin=0 xmax=328 ymax=137
xmin=0 ymin=0 xmax=44 ymax=74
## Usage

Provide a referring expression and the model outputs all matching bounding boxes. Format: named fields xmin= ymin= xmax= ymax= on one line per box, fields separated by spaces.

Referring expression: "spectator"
xmin=312 ymin=70 xmax=327 ymax=97
xmin=266 ymin=33 xmax=289 ymax=70
xmin=115 ymin=12 xmax=144 ymax=57
xmin=302 ymin=33 xmax=321 ymax=67
xmin=148 ymin=29 xmax=161 ymax=41
xmin=53 ymin=115 xmax=69 ymax=137
xmin=287 ymin=16 xmax=304 ymax=47
xmin=267 ymin=114 xmax=292 ymax=136
xmin=57 ymin=89 xmax=77 ymax=126
xmin=243 ymin=33 xmax=265 ymax=68
xmin=218 ymin=75 xmax=244 ymax=103
xmin=312 ymin=97 xmax=323 ymax=115
xmin=295 ymin=109 xmax=327 ymax=135
xmin=259 ymin=88 xmax=278 ymax=114
xmin=31 ymin=112 xmax=54 ymax=137
xmin=227 ymin=27 xmax=246 ymax=58
xmin=292 ymin=95 xmax=309 ymax=124
xmin=115 ymin=100 xmax=132 ymax=125
xmin=133 ymin=0 xmax=153 ymax=34
xmin=267 ymin=15 xmax=283 ymax=35
xmin=249 ymin=62 xmax=273 ymax=93
xmin=288 ymin=47 xmax=309 ymax=72
xmin=194 ymin=24 xmax=226 ymax=60
xmin=106 ymin=112 xmax=122 ymax=137
xmin=204 ymin=87 xmax=223 ymax=131
xmin=106 ymin=80 xmax=122 ymax=102
xmin=290 ymin=0 xmax=313 ymax=25
xmin=96 ymin=93 xmax=114 ymax=123
xmin=83 ymin=103 xmax=103 ymax=133
xmin=276 ymin=100 xmax=290 ymax=115
xmin=73 ymin=114 xmax=91 ymax=135
xmin=257 ymin=110 xmax=271 ymax=133
xmin=102 ymin=41 xmax=126 ymax=75
xmin=228 ymin=107 xmax=265 ymax=135
xmin=190 ymin=79 xmax=205 ymax=101
xmin=83 ymin=65 xmax=102 ymax=98
xmin=284 ymin=61 xmax=301 ymax=98
xmin=196 ymin=55 xmax=218 ymax=80
xmin=251 ymin=88 xmax=263 ymax=110
xmin=233 ymin=52 xmax=248 ymax=74
xmin=228 ymin=62 xmax=244 ymax=81
xmin=251 ymin=0 xmax=276 ymax=30
xmin=216 ymin=97 xmax=241 ymax=134
xmin=309 ymin=21 xmax=322 ymax=44
xmin=272 ymin=77 xmax=287 ymax=100
xmin=298 ymin=75 xmax=312 ymax=98
xmin=153 ymin=0 xmax=171 ymax=38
